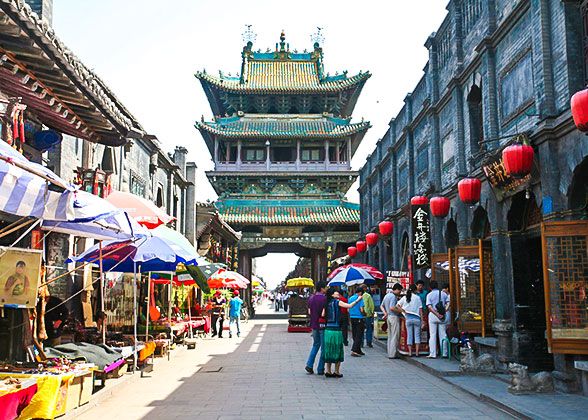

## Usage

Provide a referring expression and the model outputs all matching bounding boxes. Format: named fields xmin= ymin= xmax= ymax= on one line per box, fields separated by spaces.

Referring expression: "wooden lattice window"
xmin=542 ymin=221 xmax=588 ymax=354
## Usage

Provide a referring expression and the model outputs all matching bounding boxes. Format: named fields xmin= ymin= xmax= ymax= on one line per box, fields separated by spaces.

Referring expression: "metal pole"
xmin=133 ymin=262 xmax=138 ymax=373
xmin=99 ymin=241 xmax=106 ymax=344
xmin=145 ymin=272 xmax=151 ymax=342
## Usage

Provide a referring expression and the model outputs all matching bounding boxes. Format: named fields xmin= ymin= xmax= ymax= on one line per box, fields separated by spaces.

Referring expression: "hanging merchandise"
xmin=458 ymin=178 xmax=482 ymax=206
xmin=430 ymin=196 xmax=450 ymax=218
xmin=19 ymin=109 xmax=25 ymax=143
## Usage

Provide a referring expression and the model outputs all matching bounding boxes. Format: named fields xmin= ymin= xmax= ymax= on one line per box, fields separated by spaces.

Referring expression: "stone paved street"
xmin=78 ymin=302 xmax=514 ymax=420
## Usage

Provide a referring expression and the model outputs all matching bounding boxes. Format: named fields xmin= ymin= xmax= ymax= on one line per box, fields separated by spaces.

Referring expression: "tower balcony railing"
xmin=215 ymin=161 xmax=351 ymax=172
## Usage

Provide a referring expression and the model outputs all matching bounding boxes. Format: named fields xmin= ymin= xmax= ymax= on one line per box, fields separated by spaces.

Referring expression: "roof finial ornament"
xmin=311 ymin=27 xmax=325 ymax=47
xmin=242 ymin=24 xmax=257 ymax=46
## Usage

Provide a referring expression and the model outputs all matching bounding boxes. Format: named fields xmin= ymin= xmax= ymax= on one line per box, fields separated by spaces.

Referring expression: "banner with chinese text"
xmin=411 ymin=204 xmax=431 ymax=269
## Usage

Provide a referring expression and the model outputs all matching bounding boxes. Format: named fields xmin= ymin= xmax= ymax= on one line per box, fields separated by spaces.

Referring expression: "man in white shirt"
xmin=426 ymin=280 xmax=450 ymax=358
xmin=380 ymin=284 xmax=403 ymax=359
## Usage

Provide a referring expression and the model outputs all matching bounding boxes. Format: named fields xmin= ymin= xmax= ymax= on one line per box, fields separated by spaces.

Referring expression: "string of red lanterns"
xmin=379 ymin=220 xmax=393 ymax=236
xmin=458 ymin=177 xmax=481 ymax=205
xmin=348 ymin=246 xmax=357 ymax=258
xmin=410 ymin=196 xmax=429 ymax=205
xmin=356 ymin=240 xmax=367 ymax=253
xmin=366 ymin=232 xmax=378 ymax=246
xmin=430 ymin=196 xmax=450 ymax=218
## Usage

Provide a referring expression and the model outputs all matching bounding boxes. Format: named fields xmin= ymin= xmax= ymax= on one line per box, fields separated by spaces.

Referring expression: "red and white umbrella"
xmin=327 ymin=263 xmax=384 ymax=281
xmin=208 ymin=269 xmax=250 ymax=289
xmin=106 ymin=190 xmax=174 ymax=229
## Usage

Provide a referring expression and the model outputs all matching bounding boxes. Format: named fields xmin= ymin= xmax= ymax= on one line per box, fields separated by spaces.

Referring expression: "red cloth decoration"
xmin=458 ymin=178 xmax=482 ymax=205
xmin=366 ymin=232 xmax=378 ymax=246
xmin=347 ymin=246 xmax=357 ymax=257
xmin=379 ymin=221 xmax=393 ymax=236
xmin=19 ymin=109 xmax=25 ymax=143
xmin=411 ymin=196 xmax=429 ymax=205
xmin=12 ymin=110 xmax=18 ymax=144
xmin=356 ymin=241 xmax=367 ymax=253
xmin=430 ymin=196 xmax=450 ymax=218
xmin=502 ymin=144 xmax=534 ymax=179
xmin=571 ymin=88 xmax=588 ymax=132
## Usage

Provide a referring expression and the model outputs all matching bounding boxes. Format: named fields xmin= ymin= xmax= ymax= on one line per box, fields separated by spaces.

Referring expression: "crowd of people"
xmin=304 ymin=279 xmax=451 ymax=377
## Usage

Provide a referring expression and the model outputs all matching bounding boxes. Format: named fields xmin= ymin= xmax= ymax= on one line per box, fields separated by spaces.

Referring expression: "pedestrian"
xmin=322 ymin=287 xmax=362 ymax=377
xmin=228 ymin=290 xmax=243 ymax=338
xmin=44 ymin=296 xmax=69 ymax=347
xmin=380 ymin=284 xmax=403 ymax=358
xmin=305 ymin=280 xmax=327 ymax=375
xmin=339 ymin=291 xmax=350 ymax=346
xmin=348 ymin=288 xmax=365 ymax=357
xmin=415 ymin=280 xmax=428 ymax=310
xmin=397 ymin=284 xmax=424 ymax=357
xmin=211 ymin=291 xmax=226 ymax=338
xmin=362 ymin=284 xmax=375 ymax=348
xmin=441 ymin=283 xmax=451 ymax=326
xmin=426 ymin=280 xmax=450 ymax=358
xmin=283 ymin=291 xmax=289 ymax=313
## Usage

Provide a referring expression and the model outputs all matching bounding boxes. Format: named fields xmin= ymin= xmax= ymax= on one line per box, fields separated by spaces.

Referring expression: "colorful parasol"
xmin=327 ymin=266 xmax=375 ymax=287
xmin=286 ymin=278 xmax=314 ymax=288
xmin=327 ymin=263 xmax=383 ymax=281
xmin=208 ymin=269 xmax=250 ymax=289
xmin=106 ymin=190 xmax=174 ymax=229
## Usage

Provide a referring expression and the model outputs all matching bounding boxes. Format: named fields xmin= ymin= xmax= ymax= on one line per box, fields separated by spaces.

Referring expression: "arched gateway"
xmin=195 ymin=32 xmax=371 ymax=283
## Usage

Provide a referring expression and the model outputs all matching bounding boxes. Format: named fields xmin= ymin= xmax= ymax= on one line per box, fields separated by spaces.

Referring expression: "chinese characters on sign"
xmin=386 ymin=271 xmax=410 ymax=290
xmin=325 ymin=241 xmax=334 ymax=275
xmin=481 ymin=135 xmax=538 ymax=201
xmin=411 ymin=204 xmax=431 ymax=269
xmin=231 ymin=245 xmax=239 ymax=271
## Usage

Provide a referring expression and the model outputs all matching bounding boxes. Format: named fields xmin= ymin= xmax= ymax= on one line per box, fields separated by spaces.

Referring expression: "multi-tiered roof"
xmin=196 ymin=32 xmax=370 ymax=227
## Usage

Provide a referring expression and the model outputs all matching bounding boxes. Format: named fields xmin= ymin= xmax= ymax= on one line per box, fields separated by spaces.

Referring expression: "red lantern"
xmin=411 ymin=196 xmax=429 ymax=205
xmin=502 ymin=144 xmax=534 ymax=179
xmin=458 ymin=178 xmax=482 ymax=205
xmin=356 ymin=241 xmax=367 ymax=253
xmin=366 ymin=232 xmax=378 ymax=246
xmin=571 ymin=88 xmax=588 ymax=132
xmin=379 ymin=221 xmax=394 ymax=236
xmin=348 ymin=246 xmax=357 ymax=258
xmin=430 ymin=196 xmax=450 ymax=218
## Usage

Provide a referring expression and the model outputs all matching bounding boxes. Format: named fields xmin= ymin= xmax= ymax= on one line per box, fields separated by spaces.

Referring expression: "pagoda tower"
xmin=195 ymin=31 xmax=371 ymax=282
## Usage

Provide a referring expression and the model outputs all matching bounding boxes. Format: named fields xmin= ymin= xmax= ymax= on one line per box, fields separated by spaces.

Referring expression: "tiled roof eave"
xmin=195 ymin=121 xmax=370 ymax=139
xmin=196 ymin=72 xmax=370 ymax=94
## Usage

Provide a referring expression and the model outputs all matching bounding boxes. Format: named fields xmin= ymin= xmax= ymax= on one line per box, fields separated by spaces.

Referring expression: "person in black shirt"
xmin=44 ymin=296 xmax=69 ymax=347
xmin=211 ymin=291 xmax=226 ymax=338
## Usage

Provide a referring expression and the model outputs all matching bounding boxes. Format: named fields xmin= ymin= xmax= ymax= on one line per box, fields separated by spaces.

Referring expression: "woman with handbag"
xmin=425 ymin=280 xmax=450 ymax=358
xmin=321 ymin=287 xmax=363 ymax=377
xmin=396 ymin=284 xmax=424 ymax=357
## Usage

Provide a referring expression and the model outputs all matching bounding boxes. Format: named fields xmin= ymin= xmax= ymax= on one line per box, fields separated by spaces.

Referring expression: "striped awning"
xmin=0 ymin=140 xmax=75 ymax=220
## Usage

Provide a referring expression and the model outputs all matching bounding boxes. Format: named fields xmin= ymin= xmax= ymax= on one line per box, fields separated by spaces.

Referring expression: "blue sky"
xmin=53 ymin=0 xmax=448 ymax=287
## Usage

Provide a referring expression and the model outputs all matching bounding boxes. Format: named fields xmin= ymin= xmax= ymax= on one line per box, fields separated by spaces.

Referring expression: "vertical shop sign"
xmin=325 ymin=241 xmax=334 ymax=275
xmin=232 ymin=245 xmax=239 ymax=271
xmin=411 ymin=204 xmax=431 ymax=269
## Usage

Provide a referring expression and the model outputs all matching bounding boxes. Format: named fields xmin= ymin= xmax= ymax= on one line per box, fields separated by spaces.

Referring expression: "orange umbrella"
xmin=106 ymin=190 xmax=174 ymax=229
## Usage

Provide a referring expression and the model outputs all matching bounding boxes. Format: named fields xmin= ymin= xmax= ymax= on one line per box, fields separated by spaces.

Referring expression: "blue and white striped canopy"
xmin=0 ymin=140 xmax=75 ymax=220
xmin=0 ymin=141 xmax=139 ymax=240
xmin=328 ymin=266 xmax=375 ymax=287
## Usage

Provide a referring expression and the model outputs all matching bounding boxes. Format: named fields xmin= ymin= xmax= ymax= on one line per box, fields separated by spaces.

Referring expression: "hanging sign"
xmin=411 ymin=204 xmax=431 ymax=269
xmin=232 ymin=245 xmax=239 ymax=271
xmin=386 ymin=270 xmax=410 ymax=290
xmin=481 ymin=134 xmax=539 ymax=201
xmin=325 ymin=241 xmax=334 ymax=275
xmin=0 ymin=247 xmax=42 ymax=308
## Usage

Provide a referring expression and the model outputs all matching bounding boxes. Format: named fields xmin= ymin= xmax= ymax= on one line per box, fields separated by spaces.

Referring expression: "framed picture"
xmin=0 ymin=247 xmax=42 ymax=308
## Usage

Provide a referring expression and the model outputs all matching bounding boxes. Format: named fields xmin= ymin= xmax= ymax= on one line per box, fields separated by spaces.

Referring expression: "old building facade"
xmin=359 ymin=0 xmax=588 ymax=392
